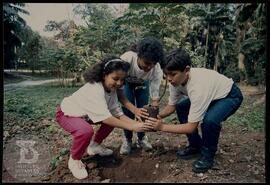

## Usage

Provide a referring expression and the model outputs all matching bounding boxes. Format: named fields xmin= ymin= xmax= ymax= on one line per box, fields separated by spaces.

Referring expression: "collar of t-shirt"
xmin=134 ymin=56 xmax=145 ymax=73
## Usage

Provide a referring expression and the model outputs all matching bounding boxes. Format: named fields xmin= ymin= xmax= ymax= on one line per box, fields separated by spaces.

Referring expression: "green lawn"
xmin=4 ymin=83 xmax=79 ymax=121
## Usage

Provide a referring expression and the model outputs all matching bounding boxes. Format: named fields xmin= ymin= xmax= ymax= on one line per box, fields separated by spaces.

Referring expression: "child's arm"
xmin=117 ymin=89 xmax=149 ymax=121
xmin=158 ymin=104 xmax=176 ymax=119
xmin=145 ymin=117 xmax=199 ymax=134
xmin=103 ymin=115 xmax=153 ymax=132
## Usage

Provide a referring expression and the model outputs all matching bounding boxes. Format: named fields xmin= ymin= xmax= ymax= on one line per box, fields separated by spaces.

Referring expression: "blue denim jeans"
xmin=176 ymin=83 xmax=243 ymax=158
xmin=122 ymin=81 xmax=149 ymax=141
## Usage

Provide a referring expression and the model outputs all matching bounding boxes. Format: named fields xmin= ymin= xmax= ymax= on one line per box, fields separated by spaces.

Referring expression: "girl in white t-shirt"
xmin=56 ymin=57 xmax=154 ymax=179
xmin=145 ymin=48 xmax=243 ymax=173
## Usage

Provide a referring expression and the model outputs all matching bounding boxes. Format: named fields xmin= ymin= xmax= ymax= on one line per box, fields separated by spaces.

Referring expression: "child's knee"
xmin=202 ymin=117 xmax=221 ymax=129
xmin=78 ymin=127 xmax=94 ymax=140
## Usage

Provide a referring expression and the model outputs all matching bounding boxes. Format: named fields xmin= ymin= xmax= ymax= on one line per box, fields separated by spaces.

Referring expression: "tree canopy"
xmin=4 ymin=3 xmax=266 ymax=85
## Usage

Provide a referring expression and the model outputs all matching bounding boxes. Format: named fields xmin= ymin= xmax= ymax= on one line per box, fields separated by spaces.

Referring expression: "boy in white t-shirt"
xmin=56 ymin=57 xmax=155 ymax=179
xmin=117 ymin=37 xmax=165 ymax=155
xmin=145 ymin=48 xmax=243 ymax=173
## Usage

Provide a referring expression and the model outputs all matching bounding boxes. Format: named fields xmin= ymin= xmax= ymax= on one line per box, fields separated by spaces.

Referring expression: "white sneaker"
xmin=68 ymin=156 xmax=88 ymax=179
xmin=87 ymin=141 xmax=113 ymax=157
xmin=137 ymin=136 xmax=153 ymax=151
xmin=119 ymin=138 xmax=132 ymax=155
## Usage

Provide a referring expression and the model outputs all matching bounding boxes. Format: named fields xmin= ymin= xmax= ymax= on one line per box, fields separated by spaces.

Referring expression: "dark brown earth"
xmin=2 ymin=84 xmax=266 ymax=183
xmin=141 ymin=105 xmax=159 ymax=122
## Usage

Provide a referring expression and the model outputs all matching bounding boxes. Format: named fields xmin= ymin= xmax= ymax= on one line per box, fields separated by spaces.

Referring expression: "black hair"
xmin=83 ymin=55 xmax=130 ymax=83
xmin=163 ymin=48 xmax=191 ymax=73
xmin=136 ymin=37 xmax=164 ymax=65
xmin=129 ymin=43 xmax=137 ymax=52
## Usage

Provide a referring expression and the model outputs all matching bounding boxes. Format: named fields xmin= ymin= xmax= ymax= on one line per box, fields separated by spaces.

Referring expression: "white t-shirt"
xmin=60 ymin=82 xmax=123 ymax=123
xmin=168 ymin=68 xmax=234 ymax=123
xmin=120 ymin=51 xmax=163 ymax=99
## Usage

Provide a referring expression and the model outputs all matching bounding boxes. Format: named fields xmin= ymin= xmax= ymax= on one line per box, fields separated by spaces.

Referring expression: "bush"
xmin=222 ymin=63 xmax=241 ymax=82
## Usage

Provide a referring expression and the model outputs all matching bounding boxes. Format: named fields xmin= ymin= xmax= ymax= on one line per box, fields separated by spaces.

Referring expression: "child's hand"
xmin=157 ymin=114 xmax=162 ymax=119
xmin=144 ymin=117 xmax=163 ymax=131
xmin=134 ymin=107 xmax=149 ymax=122
xmin=132 ymin=122 xmax=154 ymax=132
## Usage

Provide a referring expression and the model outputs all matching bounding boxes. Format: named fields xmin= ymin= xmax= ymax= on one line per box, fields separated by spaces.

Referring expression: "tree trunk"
xmin=238 ymin=53 xmax=245 ymax=70
xmin=213 ymin=43 xmax=219 ymax=71
xmin=204 ymin=24 xmax=209 ymax=68
xmin=236 ymin=21 xmax=249 ymax=82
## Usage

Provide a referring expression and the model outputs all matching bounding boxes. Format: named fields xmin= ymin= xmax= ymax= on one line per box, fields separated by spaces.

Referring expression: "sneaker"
xmin=119 ymin=138 xmax=132 ymax=155
xmin=87 ymin=141 xmax=113 ymax=157
xmin=176 ymin=146 xmax=201 ymax=160
xmin=192 ymin=155 xmax=214 ymax=173
xmin=68 ymin=156 xmax=88 ymax=179
xmin=136 ymin=136 xmax=153 ymax=151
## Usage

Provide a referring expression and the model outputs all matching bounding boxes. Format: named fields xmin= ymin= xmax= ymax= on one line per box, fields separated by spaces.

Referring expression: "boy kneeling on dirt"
xmin=145 ymin=48 xmax=243 ymax=173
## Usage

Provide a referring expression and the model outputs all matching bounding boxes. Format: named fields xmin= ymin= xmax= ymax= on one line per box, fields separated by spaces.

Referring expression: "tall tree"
xmin=114 ymin=3 xmax=187 ymax=50
xmin=3 ymin=3 xmax=29 ymax=69
xmin=44 ymin=20 xmax=78 ymax=42
xmin=235 ymin=3 xmax=266 ymax=85
xmin=72 ymin=4 xmax=115 ymax=56
xmin=17 ymin=26 xmax=42 ymax=74
xmin=187 ymin=4 xmax=236 ymax=70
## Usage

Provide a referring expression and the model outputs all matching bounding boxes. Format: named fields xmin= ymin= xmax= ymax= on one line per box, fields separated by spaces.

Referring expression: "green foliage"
xmin=73 ymin=4 xmax=114 ymax=26
xmin=236 ymin=3 xmax=266 ymax=85
xmin=186 ymin=4 xmax=237 ymax=70
xmin=17 ymin=26 xmax=43 ymax=73
xmin=189 ymin=47 xmax=205 ymax=68
xmin=48 ymin=124 xmax=59 ymax=134
xmin=50 ymin=148 xmax=70 ymax=170
xmin=223 ymin=62 xmax=241 ymax=83
xmin=240 ymin=38 xmax=265 ymax=56
xmin=44 ymin=20 xmax=74 ymax=41
xmin=114 ymin=3 xmax=188 ymax=52
xmin=3 ymin=3 xmax=29 ymax=69
xmin=72 ymin=4 xmax=115 ymax=55
xmin=8 ymin=3 xmax=265 ymax=86
xmin=163 ymin=113 xmax=177 ymax=124
xmin=234 ymin=4 xmax=258 ymax=23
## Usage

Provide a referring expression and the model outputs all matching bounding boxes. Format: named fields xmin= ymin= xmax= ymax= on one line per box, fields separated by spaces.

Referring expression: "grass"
xmin=225 ymin=95 xmax=265 ymax=131
xmin=3 ymin=83 xmax=265 ymax=131
xmin=4 ymin=72 xmax=25 ymax=84
xmin=4 ymin=83 xmax=79 ymax=121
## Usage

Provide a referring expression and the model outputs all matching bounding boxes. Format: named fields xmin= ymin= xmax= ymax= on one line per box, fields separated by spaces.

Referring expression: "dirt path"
xmin=4 ymin=79 xmax=59 ymax=89
xmin=4 ymin=78 xmax=73 ymax=91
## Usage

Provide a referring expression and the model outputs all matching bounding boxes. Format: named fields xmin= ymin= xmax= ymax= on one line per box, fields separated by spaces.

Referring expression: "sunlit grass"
xmin=4 ymin=83 xmax=79 ymax=120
